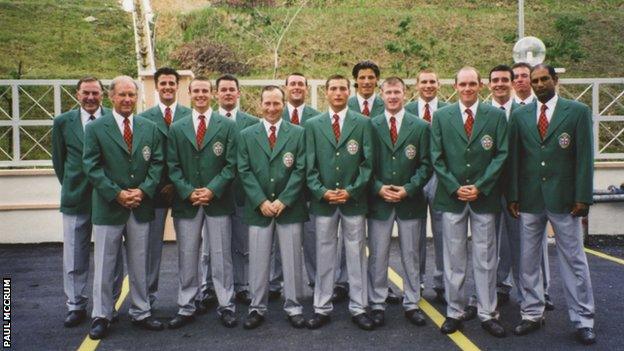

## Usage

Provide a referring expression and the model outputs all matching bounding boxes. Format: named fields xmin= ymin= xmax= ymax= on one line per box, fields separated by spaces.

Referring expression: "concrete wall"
xmin=1 ymin=163 xmax=623 ymax=243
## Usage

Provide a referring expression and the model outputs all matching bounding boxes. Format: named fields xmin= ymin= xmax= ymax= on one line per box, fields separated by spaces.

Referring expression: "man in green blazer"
xmin=367 ymin=77 xmax=432 ymax=327
xmin=305 ymin=75 xmax=375 ymax=331
xmin=238 ymin=86 xmax=307 ymax=330
xmin=166 ymin=77 xmax=239 ymax=329
xmin=431 ymin=67 xmax=507 ymax=337
xmin=208 ymin=74 xmax=260 ymax=305
xmin=347 ymin=60 xmax=385 ymax=117
xmin=83 ymin=76 xmax=165 ymax=339
xmin=281 ymin=73 xmax=321 ymax=288
xmin=507 ymin=64 xmax=596 ymax=345
xmin=138 ymin=67 xmax=192 ymax=308
xmin=404 ymin=69 xmax=449 ymax=303
xmin=52 ymin=77 xmax=123 ymax=328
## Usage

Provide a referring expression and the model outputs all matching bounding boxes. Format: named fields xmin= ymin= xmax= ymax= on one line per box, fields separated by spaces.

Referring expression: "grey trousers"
xmin=301 ymin=213 xmax=317 ymax=285
xmin=368 ymin=211 xmax=423 ymax=311
xmin=314 ymin=210 xmax=368 ymax=316
xmin=519 ymin=211 xmax=595 ymax=328
xmin=269 ymin=232 xmax=283 ymax=293
xmin=442 ymin=206 xmax=499 ymax=322
xmin=147 ymin=207 xmax=168 ymax=306
xmin=421 ymin=174 xmax=444 ymax=290
xmin=249 ymin=221 xmax=304 ymax=316
xmin=92 ymin=213 xmax=150 ymax=321
xmin=172 ymin=210 xmax=204 ymax=315
xmin=231 ymin=206 xmax=249 ymax=293
xmin=62 ymin=213 xmax=123 ymax=312
xmin=496 ymin=197 xmax=551 ymax=298
xmin=199 ymin=225 xmax=214 ymax=297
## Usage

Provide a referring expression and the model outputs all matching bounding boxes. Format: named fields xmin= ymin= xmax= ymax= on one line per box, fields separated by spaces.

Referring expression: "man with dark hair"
xmin=512 ymin=62 xmax=535 ymax=105
xmin=138 ymin=67 xmax=191 ymax=308
xmin=367 ymin=76 xmax=432 ymax=327
xmin=405 ymin=68 xmax=449 ymax=303
xmin=431 ymin=67 xmax=507 ymax=338
xmin=52 ymin=77 xmax=123 ymax=328
xmin=305 ymin=74 xmax=375 ymax=331
xmin=347 ymin=60 xmax=384 ymax=117
xmin=507 ymin=64 xmax=596 ymax=345
xmin=167 ymin=77 xmax=239 ymax=329
xmin=84 ymin=76 xmax=165 ymax=339
xmin=282 ymin=73 xmax=321 ymax=287
xmin=198 ymin=74 xmax=260 ymax=306
xmin=238 ymin=85 xmax=307 ymax=330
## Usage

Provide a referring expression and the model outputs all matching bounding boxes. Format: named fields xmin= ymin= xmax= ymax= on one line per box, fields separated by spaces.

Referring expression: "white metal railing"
xmin=0 ymin=78 xmax=622 ymax=167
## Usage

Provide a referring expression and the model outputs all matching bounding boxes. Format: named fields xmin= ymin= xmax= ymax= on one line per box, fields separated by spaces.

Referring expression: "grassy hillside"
xmin=154 ymin=0 xmax=624 ymax=79
xmin=0 ymin=0 xmax=135 ymax=79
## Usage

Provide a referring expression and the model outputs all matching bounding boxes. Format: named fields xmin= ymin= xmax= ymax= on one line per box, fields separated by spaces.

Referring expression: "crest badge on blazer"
xmin=347 ymin=139 xmax=359 ymax=155
xmin=283 ymin=152 xmax=294 ymax=168
xmin=142 ymin=146 xmax=151 ymax=161
xmin=404 ymin=144 xmax=417 ymax=160
xmin=558 ymin=132 xmax=571 ymax=149
xmin=481 ymin=135 xmax=494 ymax=150
xmin=213 ymin=141 xmax=224 ymax=156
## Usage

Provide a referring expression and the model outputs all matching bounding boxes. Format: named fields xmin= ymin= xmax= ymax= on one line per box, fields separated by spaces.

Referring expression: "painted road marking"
xmin=585 ymin=247 xmax=624 ymax=265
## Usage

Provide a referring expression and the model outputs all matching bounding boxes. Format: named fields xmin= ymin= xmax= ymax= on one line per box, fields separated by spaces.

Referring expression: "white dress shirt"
xmin=491 ymin=98 xmax=513 ymax=120
xmin=192 ymin=108 xmax=212 ymax=133
xmin=159 ymin=101 xmax=178 ymax=122
xmin=356 ymin=93 xmax=376 ymax=113
xmin=418 ymin=97 xmax=440 ymax=117
xmin=287 ymin=103 xmax=305 ymax=121
xmin=262 ymin=118 xmax=282 ymax=138
xmin=458 ymin=100 xmax=479 ymax=123
xmin=80 ymin=107 xmax=103 ymax=130
xmin=112 ymin=110 xmax=133 ymax=135
xmin=536 ymin=94 xmax=558 ymax=123
xmin=219 ymin=107 xmax=237 ymax=121
xmin=514 ymin=94 xmax=535 ymax=105
xmin=328 ymin=107 xmax=348 ymax=131
xmin=384 ymin=108 xmax=405 ymax=133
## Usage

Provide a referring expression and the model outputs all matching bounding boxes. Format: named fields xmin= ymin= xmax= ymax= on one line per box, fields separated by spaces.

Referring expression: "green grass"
xmin=0 ymin=0 xmax=135 ymax=79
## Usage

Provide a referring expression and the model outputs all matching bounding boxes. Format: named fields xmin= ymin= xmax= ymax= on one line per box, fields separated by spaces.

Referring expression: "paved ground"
xmin=2 ymin=238 xmax=623 ymax=351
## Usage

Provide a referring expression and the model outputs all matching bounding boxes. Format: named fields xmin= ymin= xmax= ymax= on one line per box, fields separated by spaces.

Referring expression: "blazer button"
xmin=130 ymin=174 xmax=134 ymax=178
xmin=466 ymin=163 xmax=471 ymax=167
xmin=271 ymin=193 xmax=275 ymax=197
xmin=336 ymin=152 xmax=340 ymax=156
xmin=336 ymin=167 xmax=340 ymax=170
xmin=466 ymin=179 xmax=470 ymax=183
xmin=542 ymin=177 xmax=546 ymax=181
xmin=335 ymin=182 xmax=340 ymax=186
xmin=392 ymin=171 xmax=396 ymax=175
xmin=270 ymin=178 xmax=274 ymax=182
xmin=467 ymin=148 xmax=471 ymax=152
xmin=392 ymin=156 xmax=396 ymax=160
xmin=541 ymin=161 xmax=546 ymax=166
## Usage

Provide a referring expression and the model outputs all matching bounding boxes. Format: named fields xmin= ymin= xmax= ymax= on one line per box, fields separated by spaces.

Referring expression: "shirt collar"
xmin=357 ymin=93 xmax=376 ymax=108
xmin=514 ymin=94 xmax=535 ymax=105
xmin=159 ymin=101 xmax=177 ymax=117
xmin=262 ymin=118 xmax=282 ymax=135
xmin=537 ymin=94 xmax=558 ymax=113
xmin=192 ymin=108 xmax=212 ymax=121
xmin=219 ymin=106 xmax=237 ymax=119
xmin=384 ymin=108 xmax=405 ymax=121
xmin=287 ymin=102 xmax=304 ymax=116
xmin=80 ymin=106 xmax=102 ymax=121
xmin=459 ymin=100 xmax=479 ymax=117
xmin=491 ymin=98 xmax=513 ymax=110
xmin=328 ymin=106 xmax=348 ymax=121
xmin=418 ymin=97 xmax=438 ymax=108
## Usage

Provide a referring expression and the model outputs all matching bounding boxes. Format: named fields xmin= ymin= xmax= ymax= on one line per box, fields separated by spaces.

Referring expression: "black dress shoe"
xmin=497 ymin=292 xmax=510 ymax=305
xmin=243 ymin=311 xmax=264 ymax=330
xmin=576 ymin=327 xmax=596 ymax=345
xmin=132 ymin=316 xmax=164 ymax=331
xmin=88 ymin=318 xmax=109 ymax=340
xmin=405 ymin=308 xmax=426 ymax=326
xmin=441 ymin=317 xmax=462 ymax=334
xmin=64 ymin=310 xmax=87 ymax=327
xmin=351 ymin=313 xmax=375 ymax=331
xmin=306 ymin=313 xmax=330 ymax=329
xmin=236 ymin=290 xmax=251 ymax=305
xmin=331 ymin=286 xmax=348 ymax=303
xmin=544 ymin=294 xmax=555 ymax=311
xmin=433 ymin=288 xmax=447 ymax=304
xmin=219 ymin=310 xmax=238 ymax=328
xmin=513 ymin=319 xmax=544 ymax=336
xmin=168 ymin=314 xmax=195 ymax=329
xmin=370 ymin=309 xmax=385 ymax=327
xmin=287 ymin=314 xmax=306 ymax=329
xmin=462 ymin=305 xmax=477 ymax=321
xmin=268 ymin=290 xmax=282 ymax=301
xmin=481 ymin=319 xmax=506 ymax=338
xmin=386 ymin=287 xmax=402 ymax=304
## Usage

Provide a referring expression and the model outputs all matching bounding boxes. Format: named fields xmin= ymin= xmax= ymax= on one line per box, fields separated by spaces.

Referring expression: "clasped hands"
xmin=116 ymin=188 xmax=145 ymax=209
xmin=323 ymin=189 xmax=350 ymax=205
xmin=457 ymin=185 xmax=479 ymax=202
xmin=259 ymin=199 xmax=286 ymax=218
xmin=378 ymin=185 xmax=408 ymax=203
xmin=188 ymin=187 xmax=214 ymax=206
xmin=507 ymin=201 xmax=588 ymax=219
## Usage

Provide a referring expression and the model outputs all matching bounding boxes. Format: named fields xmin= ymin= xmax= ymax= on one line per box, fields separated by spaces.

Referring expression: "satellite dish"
xmin=513 ymin=36 xmax=546 ymax=66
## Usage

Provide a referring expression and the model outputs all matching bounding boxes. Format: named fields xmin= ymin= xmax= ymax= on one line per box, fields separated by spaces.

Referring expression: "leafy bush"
xmin=170 ymin=38 xmax=250 ymax=76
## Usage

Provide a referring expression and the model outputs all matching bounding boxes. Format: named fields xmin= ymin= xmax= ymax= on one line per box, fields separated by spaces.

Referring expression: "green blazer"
xmin=225 ymin=110 xmax=260 ymax=207
xmin=83 ymin=113 xmax=164 ymax=225
xmin=238 ymin=122 xmax=308 ymax=226
xmin=369 ymin=112 xmax=432 ymax=220
xmin=404 ymin=100 xmax=449 ymax=118
xmin=430 ymin=102 xmax=508 ymax=213
xmin=52 ymin=107 xmax=111 ymax=214
xmin=348 ymin=94 xmax=385 ymax=117
xmin=507 ymin=97 xmax=593 ymax=213
xmin=138 ymin=104 xmax=192 ymax=208
xmin=305 ymin=110 xmax=373 ymax=216
xmin=167 ymin=111 xmax=238 ymax=218
xmin=281 ymin=105 xmax=321 ymax=124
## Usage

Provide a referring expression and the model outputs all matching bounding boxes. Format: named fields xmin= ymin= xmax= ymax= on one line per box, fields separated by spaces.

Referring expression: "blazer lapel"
xmin=544 ymin=99 xmax=570 ymax=142
xmin=522 ymin=103 xmax=542 ymax=143
xmin=200 ymin=113 xmax=222 ymax=150
xmin=103 ymin=114 xmax=131 ymax=154
xmin=181 ymin=118 xmax=199 ymax=151
xmin=271 ymin=122 xmax=290 ymax=161
xmin=337 ymin=111 xmax=356 ymax=148
xmin=374 ymin=117 xmax=394 ymax=152
xmin=254 ymin=123 xmax=272 ymax=158
xmin=131 ymin=118 xmax=146 ymax=156
xmin=449 ymin=106 xmax=469 ymax=143
xmin=68 ymin=110 xmax=84 ymax=143
xmin=394 ymin=116 xmax=415 ymax=150
xmin=318 ymin=113 xmax=338 ymax=147
xmin=468 ymin=104 xmax=489 ymax=146
xmin=152 ymin=109 xmax=170 ymax=137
